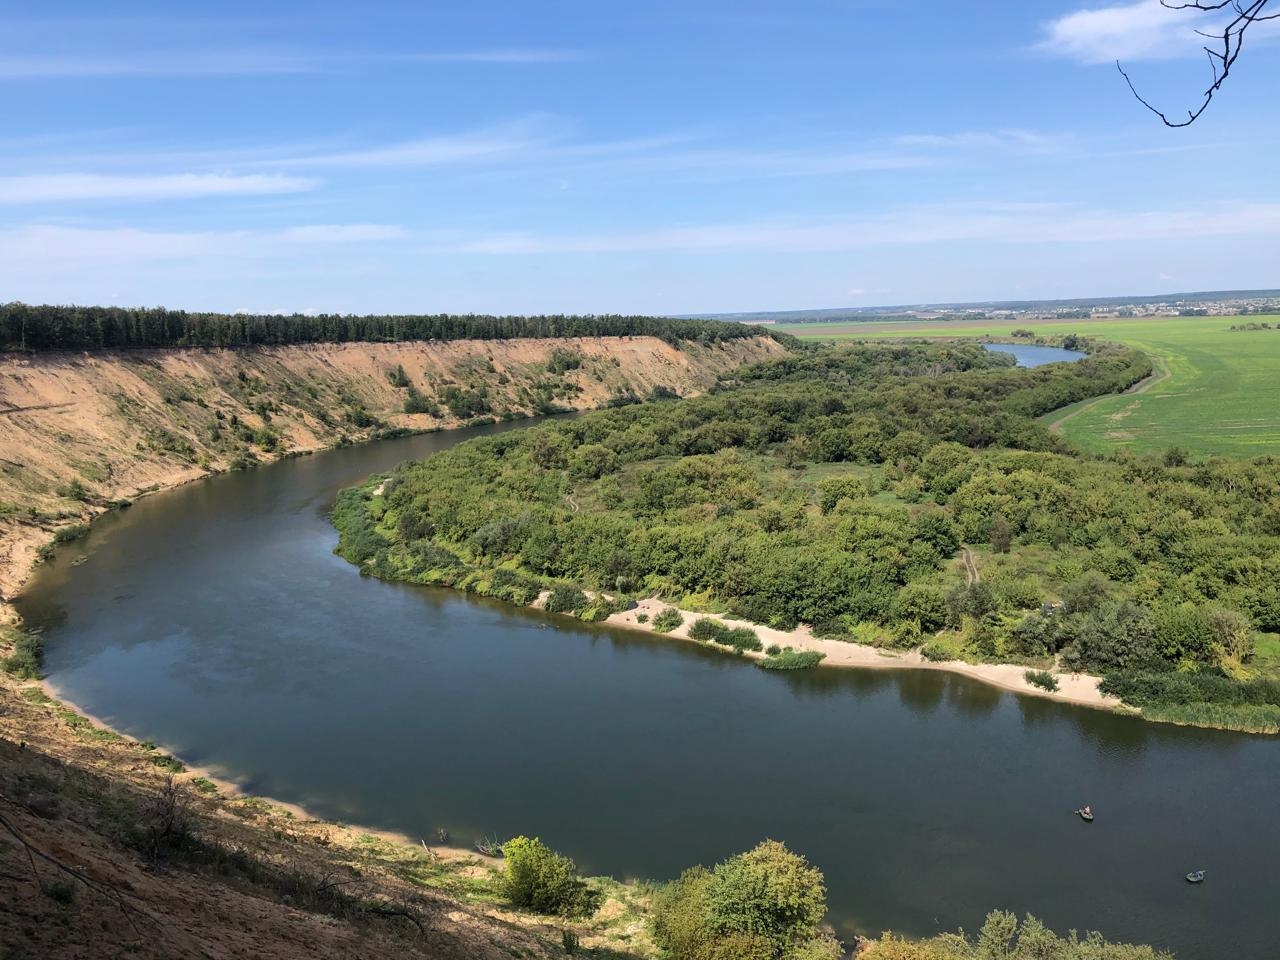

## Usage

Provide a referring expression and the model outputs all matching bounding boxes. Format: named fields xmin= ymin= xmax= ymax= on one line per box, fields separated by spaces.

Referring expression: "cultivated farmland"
xmin=776 ymin=315 xmax=1280 ymax=457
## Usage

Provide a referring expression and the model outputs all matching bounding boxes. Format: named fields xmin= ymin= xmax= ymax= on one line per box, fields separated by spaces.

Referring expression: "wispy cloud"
xmin=0 ymin=172 xmax=318 ymax=204
xmin=261 ymin=118 xmax=1049 ymax=181
xmin=894 ymin=130 xmax=1065 ymax=152
xmin=0 ymin=50 xmax=316 ymax=78
xmin=7 ymin=201 xmax=1280 ymax=271
xmin=277 ymin=121 xmax=549 ymax=169
xmin=1041 ymin=1 xmax=1224 ymax=63
xmin=430 ymin=201 xmax=1280 ymax=254
xmin=397 ymin=50 xmax=579 ymax=64
xmin=0 ymin=48 xmax=578 ymax=79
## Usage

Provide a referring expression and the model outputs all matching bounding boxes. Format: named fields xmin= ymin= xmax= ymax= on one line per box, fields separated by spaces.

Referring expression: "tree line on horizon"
xmin=0 ymin=302 xmax=790 ymax=352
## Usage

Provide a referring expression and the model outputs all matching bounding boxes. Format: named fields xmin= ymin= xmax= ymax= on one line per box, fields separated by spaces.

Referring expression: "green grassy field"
xmin=775 ymin=314 xmax=1280 ymax=458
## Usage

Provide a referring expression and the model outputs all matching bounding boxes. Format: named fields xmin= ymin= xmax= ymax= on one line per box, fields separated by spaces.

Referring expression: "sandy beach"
xmin=604 ymin=597 xmax=1122 ymax=712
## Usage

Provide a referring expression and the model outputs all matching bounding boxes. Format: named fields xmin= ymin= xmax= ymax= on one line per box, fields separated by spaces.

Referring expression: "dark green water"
xmin=16 ymin=417 xmax=1278 ymax=959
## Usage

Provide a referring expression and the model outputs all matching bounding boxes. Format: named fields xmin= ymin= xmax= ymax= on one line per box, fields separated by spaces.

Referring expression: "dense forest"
xmin=333 ymin=340 xmax=1280 ymax=732
xmin=0 ymin=302 xmax=789 ymax=352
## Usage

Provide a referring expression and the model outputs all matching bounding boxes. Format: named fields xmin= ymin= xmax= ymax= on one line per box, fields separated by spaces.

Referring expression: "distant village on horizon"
xmin=683 ymin=288 xmax=1280 ymax=325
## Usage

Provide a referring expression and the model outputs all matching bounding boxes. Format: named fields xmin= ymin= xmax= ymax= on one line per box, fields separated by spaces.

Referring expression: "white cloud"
xmin=846 ymin=287 xmax=867 ymax=296
xmin=9 ymin=203 xmax=1279 ymax=275
xmin=0 ymin=50 xmax=317 ymax=78
xmin=399 ymin=50 xmax=578 ymax=64
xmin=280 ymin=122 xmax=546 ymax=169
xmin=0 ymin=172 xmax=318 ymax=204
xmin=894 ymin=130 xmax=1062 ymax=151
xmin=431 ymin=201 xmax=1280 ymax=255
xmin=0 ymin=48 xmax=577 ymax=79
xmin=1041 ymin=1 xmax=1216 ymax=63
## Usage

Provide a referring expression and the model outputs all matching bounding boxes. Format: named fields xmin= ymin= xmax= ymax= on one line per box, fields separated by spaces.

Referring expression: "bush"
xmin=403 ymin=385 xmax=436 ymax=415
xmin=1024 ymin=669 xmax=1059 ymax=692
xmin=872 ymin=910 xmax=1174 ymax=960
xmin=891 ymin=583 xmax=949 ymax=632
xmin=652 ymin=841 xmax=832 ymax=960
xmin=1099 ymin=670 xmax=1280 ymax=708
xmin=2 ymin=629 xmax=43 ymax=679
xmin=545 ymin=585 xmax=589 ymax=615
xmin=53 ymin=523 xmax=90 ymax=543
xmin=652 ymin=607 xmax=685 ymax=633
xmin=920 ymin=641 xmax=953 ymax=662
xmin=688 ymin=618 xmax=725 ymax=642
xmin=688 ymin=618 xmax=762 ymax=652
xmin=636 ymin=613 xmax=649 ymax=624
xmin=759 ymin=649 xmax=825 ymax=671
xmin=501 ymin=836 xmax=600 ymax=918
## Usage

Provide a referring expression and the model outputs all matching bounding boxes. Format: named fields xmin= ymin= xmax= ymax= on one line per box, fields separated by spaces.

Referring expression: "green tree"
xmin=500 ymin=836 xmax=600 ymax=918
xmin=990 ymin=514 xmax=1012 ymax=554
xmin=705 ymin=840 xmax=828 ymax=956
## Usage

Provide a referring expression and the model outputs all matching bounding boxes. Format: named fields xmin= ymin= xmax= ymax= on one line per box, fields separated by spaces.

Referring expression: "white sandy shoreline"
xmin=598 ymin=597 xmax=1123 ymax=712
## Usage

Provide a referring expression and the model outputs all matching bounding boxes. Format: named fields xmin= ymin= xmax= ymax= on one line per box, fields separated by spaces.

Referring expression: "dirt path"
xmin=1045 ymin=352 xmax=1171 ymax=434
xmin=961 ymin=547 xmax=980 ymax=585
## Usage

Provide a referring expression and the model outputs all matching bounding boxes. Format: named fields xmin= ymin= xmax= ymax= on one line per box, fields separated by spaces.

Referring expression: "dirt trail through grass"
xmin=1044 ymin=352 xmax=1170 ymax=434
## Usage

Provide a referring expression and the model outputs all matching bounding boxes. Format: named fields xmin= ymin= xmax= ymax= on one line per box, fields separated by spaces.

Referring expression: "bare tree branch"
xmin=1119 ymin=0 xmax=1276 ymax=126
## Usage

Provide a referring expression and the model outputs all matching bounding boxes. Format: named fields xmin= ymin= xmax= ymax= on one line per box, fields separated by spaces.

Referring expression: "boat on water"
xmin=1075 ymin=808 xmax=1094 ymax=822
xmin=1186 ymin=870 xmax=1206 ymax=884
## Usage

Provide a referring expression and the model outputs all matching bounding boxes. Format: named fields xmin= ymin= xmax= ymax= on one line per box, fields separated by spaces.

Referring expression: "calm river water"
xmin=983 ymin=342 xmax=1087 ymax=366
xmin=15 ymin=384 xmax=1277 ymax=958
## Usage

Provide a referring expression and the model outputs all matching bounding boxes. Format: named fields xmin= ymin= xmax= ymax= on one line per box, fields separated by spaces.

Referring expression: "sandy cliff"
xmin=0 ymin=335 xmax=783 ymax=599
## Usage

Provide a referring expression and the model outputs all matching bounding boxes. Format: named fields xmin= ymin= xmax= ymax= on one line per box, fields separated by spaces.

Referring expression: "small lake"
xmin=15 ymin=416 xmax=1279 ymax=959
xmin=984 ymin=342 xmax=1086 ymax=366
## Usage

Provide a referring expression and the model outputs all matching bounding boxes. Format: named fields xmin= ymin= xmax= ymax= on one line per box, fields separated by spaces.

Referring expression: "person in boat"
xmin=1083 ymin=804 xmax=1091 ymax=815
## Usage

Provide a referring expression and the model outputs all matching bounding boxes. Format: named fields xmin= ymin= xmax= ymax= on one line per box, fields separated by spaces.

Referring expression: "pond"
xmin=15 ymin=416 xmax=1278 ymax=959
xmin=983 ymin=342 xmax=1086 ymax=367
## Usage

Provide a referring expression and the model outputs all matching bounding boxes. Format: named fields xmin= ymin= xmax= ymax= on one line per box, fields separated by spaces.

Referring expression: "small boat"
xmin=1185 ymin=870 xmax=1206 ymax=884
xmin=1075 ymin=808 xmax=1094 ymax=822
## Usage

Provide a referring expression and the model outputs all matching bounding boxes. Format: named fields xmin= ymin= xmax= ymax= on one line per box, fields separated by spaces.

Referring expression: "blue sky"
xmin=2 ymin=1 xmax=1277 ymax=315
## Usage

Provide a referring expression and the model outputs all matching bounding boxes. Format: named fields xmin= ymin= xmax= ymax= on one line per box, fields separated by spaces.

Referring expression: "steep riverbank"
xmin=0 ymin=334 xmax=783 ymax=600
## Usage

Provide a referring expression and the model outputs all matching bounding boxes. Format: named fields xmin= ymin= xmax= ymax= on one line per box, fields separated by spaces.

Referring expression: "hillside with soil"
xmin=0 ymin=335 xmax=783 ymax=600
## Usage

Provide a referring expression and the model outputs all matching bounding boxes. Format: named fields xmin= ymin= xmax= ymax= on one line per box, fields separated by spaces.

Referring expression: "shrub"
xmin=759 ymin=649 xmax=825 ymax=671
xmin=403 ymin=386 xmax=436 ymax=415
xmin=688 ymin=618 xmax=724 ymax=642
xmin=765 ymin=643 xmax=782 ymax=656
xmin=688 ymin=618 xmax=762 ymax=652
xmin=1024 ymin=669 xmax=1059 ymax=692
xmin=655 ymin=611 xmax=686 ymax=634
xmin=501 ymin=836 xmax=600 ymax=918
xmin=636 ymin=613 xmax=649 ymax=624
xmin=891 ymin=582 xmax=949 ymax=632
xmin=920 ymin=641 xmax=953 ymax=662
xmin=547 ymin=348 xmax=583 ymax=374
xmin=652 ymin=841 xmax=832 ymax=960
xmin=544 ymin=585 xmax=589 ymax=615
xmin=53 ymin=523 xmax=90 ymax=543
xmin=2 ymin=628 xmax=43 ymax=679
xmin=706 ymin=841 xmax=828 ymax=956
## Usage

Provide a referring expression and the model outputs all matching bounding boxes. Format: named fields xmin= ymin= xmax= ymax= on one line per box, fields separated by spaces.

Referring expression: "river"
xmin=15 ymin=405 xmax=1277 ymax=958
xmin=984 ymin=342 xmax=1087 ymax=366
